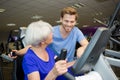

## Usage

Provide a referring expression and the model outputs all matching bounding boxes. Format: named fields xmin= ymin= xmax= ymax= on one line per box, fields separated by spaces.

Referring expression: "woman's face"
xmin=44 ymin=32 xmax=53 ymax=45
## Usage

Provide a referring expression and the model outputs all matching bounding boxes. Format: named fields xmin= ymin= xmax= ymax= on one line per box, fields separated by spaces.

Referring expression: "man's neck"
xmin=60 ymin=25 xmax=70 ymax=38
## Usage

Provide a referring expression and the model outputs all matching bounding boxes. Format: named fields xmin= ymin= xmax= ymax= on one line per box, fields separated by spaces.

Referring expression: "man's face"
xmin=61 ymin=14 xmax=76 ymax=32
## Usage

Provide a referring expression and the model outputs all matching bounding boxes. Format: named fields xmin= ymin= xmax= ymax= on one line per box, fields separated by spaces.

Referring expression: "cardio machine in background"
xmin=0 ymin=27 xmax=25 ymax=80
xmin=10 ymin=27 xmax=26 ymax=80
xmin=0 ymin=27 xmax=26 ymax=80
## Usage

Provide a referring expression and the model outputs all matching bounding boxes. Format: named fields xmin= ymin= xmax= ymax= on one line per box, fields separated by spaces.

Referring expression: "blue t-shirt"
xmin=50 ymin=25 xmax=85 ymax=62
xmin=22 ymin=46 xmax=68 ymax=80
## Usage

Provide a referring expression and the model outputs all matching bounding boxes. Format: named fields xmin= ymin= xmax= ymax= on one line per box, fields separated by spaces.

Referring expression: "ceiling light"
xmin=31 ymin=15 xmax=43 ymax=19
xmin=14 ymin=29 xmax=19 ymax=32
xmin=91 ymin=11 xmax=103 ymax=16
xmin=71 ymin=6 xmax=77 ymax=9
xmin=78 ymin=3 xmax=86 ymax=7
xmin=6 ymin=23 xmax=16 ymax=26
xmin=56 ymin=20 xmax=61 ymax=23
xmin=72 ymin=3 xmax=85 ymax=9
xmin=0 ymin=8 xmax=5 ymax=13
xmin=82 ymin=25 xmax=89 ymax=27
xmin=93 ymin=18 xmax=107 ymax=26
xmin=74 ymin=3 xmax=82 ymax=8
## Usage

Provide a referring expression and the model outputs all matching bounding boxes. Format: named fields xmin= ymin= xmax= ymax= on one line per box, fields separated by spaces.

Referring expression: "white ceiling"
xmin=0 ymin=0 xmax=119 ymax=41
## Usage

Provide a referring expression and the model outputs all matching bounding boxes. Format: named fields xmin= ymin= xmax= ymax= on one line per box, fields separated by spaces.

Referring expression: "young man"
xmin=49 ymin=7 xmax=88 ymax=61
xmin=10 ymin=7 xmax=88 ymax=62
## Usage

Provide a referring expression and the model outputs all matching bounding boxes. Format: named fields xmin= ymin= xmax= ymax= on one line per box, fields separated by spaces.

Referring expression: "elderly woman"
xmin=22 ymin=20 xmax=69 ymax=80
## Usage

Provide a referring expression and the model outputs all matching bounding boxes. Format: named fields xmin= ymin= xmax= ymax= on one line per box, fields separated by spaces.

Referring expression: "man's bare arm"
xmin=77 ymin=39 xmax=89 ymax=58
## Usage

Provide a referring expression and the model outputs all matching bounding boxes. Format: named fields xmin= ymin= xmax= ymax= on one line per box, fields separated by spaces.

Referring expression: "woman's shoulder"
xmin=46 ymin=46 xmax=55 ymax=57
xmin=23 ymin=48 xmax=35 ymax=59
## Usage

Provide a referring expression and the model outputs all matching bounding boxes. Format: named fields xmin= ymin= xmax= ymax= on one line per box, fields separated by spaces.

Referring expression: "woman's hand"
xmin=45 ymin=60 xmax=68 ymax=80
xmin=52 ymin=60 xmax=68 ymax=76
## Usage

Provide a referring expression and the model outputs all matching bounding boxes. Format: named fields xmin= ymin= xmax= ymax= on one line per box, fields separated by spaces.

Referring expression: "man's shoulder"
xmin=52 ymin=25 xmax=60 ymax=32
xmin=74 ymin=26 xmax=79 ymax=29
xmin=73 ymin=26 xmax=81 ymax=31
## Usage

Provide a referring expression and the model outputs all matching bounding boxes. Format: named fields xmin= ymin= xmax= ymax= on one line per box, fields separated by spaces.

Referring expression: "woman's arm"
xmin=27 ymin=71 xmax=40 ymax=80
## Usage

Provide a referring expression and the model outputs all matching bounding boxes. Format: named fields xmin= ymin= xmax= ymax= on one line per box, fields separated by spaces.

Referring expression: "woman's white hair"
xmin=24 ymin=20 xmax=52 ymax=46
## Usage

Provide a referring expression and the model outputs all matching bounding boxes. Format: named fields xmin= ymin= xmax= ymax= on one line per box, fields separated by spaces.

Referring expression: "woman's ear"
xmin=40 ymin=41 xmax=45 ymax=45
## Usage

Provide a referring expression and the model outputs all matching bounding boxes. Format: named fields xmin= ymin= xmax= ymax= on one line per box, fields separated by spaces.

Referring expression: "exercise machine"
xmin=0 ymin=27 xmax=26 ymax=80
xmin=63 ymin=1 xmax=120 ymax=80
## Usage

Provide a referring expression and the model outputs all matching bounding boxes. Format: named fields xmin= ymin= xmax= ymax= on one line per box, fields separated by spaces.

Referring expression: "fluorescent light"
xmin=82 ymin=25 xmax=89 ymax=27
xmin=74 ymin=3 xmax=82 ymax=8
xmin=56 ymin=20 xmax=61 ymax=23
xmin=93 ymin=18 xmax=107 ymax=26
xmin=14 ymin=29 xmax=19 ymax=32
xmin=6 ymin=23 xmax=16 ymax=26
xmin=72 ymin=3 xmax=85 ymax=9
xmin=71 ymin=6 xmax=77 ymax=9
xmin=31 ymin=15 xmax=43 ymax=19
xmin=78 ymin=3 xmax=86 ymax=7
xmin=0 ymin=8 xmax=5 ymax=13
